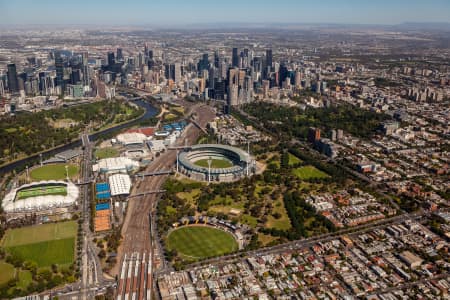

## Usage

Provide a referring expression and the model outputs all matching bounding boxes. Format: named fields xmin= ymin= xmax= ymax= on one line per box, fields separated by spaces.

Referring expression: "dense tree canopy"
xmin=0 ymin=100 xmax=142 ymax=164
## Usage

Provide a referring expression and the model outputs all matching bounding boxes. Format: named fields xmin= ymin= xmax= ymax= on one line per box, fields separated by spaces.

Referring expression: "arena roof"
xmin=116 ymin=132 xmax=147 ymax=146
xmin=93 ymin=157 xmax=139 ymax=174
xmin=190 ymin=144 xmax=250 ymax=162
xmin=108 ymin=174 xmax=132 ymax=196
xmin=178 ymin=144 xmax=251 ymax=175
xmin=2 ymin=181 xmax=79 ymax=213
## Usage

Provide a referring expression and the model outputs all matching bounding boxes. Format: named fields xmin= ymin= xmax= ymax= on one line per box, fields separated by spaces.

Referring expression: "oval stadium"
xmin=2 ymin=181 xmax=79 ymax=213
xmin=177 ymin=144 xmax=255 ymax=182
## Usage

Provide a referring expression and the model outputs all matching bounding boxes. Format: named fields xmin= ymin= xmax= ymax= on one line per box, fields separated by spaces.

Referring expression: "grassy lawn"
xmin=240 ymin=214 xmax=258 ymax=228
xmin=194 ymin=159 xmax=233 ymax=169
xmin=288 ymin=153 xmax=302 ymax=166
xmin=167 ymin=226 xmax=238 ymax=260
xmin=258 ymin=233 xmax=278 ymax=247
xmin=95 ymin=147 xmax=119 ymax=159
xmin=16 ymin=270 xmax=33 ymax=289
xmin=7 ymin=238 xmax=75 ymax=268
xmin=1 ymin=221 xmax=77 ymax=247
xmin=0 ymin=261 xmax=15 ymax=285
xmin=30 ymin=164 xmax=79 ymax=181
xmin=266 ymin=199 xmax=291 ymax=231
xmin=166 ymin=206 xmax=177 ymax=215
xmin=17 ymin=185 xmax=67 ymax=200
xmin=171 ymin=106 xmax=185 ymax=114
xmin=164 ymin=113 xmax=178 ymax=121
xmin=176 ymin=189 xmax=201 ymax=207
xmin=292 ymin=165 xmax=329 ymax=180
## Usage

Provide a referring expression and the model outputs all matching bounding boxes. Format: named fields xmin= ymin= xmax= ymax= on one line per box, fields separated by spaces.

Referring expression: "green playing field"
xmin=194 ymin=159 xmax=233 ymax=169
xmin=1 ymin=221 xmax=77 ymax=268
xmin=30 ymin=164 xmax=79 ymax=181
xmin=16 ymin=185 xmax=67 ymax=200
xmin=167 ymin=226 xmax=238 ymax=261
xmin=292 ymin=165 xmax=329 ymax=180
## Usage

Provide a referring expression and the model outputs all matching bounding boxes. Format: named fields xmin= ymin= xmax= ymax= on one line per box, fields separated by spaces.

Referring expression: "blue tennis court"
xmin=96 ymin=192 xmax=111 ymax=200
xmin=96 ymin=183 xmax=110 ymax=192
xmin=96 ymin=203 xmax=110 ymax=211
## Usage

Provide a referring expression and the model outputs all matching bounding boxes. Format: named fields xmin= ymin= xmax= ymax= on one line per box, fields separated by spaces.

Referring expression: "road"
xmin=80 ymin=133 xmax=108 ymax=300
xmin=156 ymin=210 xmax=428 ymax=275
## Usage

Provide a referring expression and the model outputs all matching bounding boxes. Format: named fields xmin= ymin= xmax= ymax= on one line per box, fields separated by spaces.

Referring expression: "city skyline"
xmin=1 ymin=0 xmax=450 ymax=26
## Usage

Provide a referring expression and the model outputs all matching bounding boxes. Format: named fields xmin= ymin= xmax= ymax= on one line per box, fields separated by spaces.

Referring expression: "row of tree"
xmin=0 ymin=100 xmax=142 ymax=164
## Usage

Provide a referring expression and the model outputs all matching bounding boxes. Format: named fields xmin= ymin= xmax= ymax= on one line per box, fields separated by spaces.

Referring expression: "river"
xmin=0 ymin=99 xmax=158 ymax=175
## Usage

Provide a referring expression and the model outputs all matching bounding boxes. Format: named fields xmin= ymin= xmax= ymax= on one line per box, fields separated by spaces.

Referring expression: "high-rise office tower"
xmin=116 ymin=48 xmax=123 ymax=61
xmin=278 ymin=63 xmax=289 ymax=87
xmin=7 ymin=63 xmax=19 ymax=92
xmin=242 ymin=49 xmax=249 ymax=68
xmin=266 ymin=49 xmax=273 ymax=71
xmin=82 ymin=52 xmax=90 ymax=86
xmin=55 ymin=52 xmax=65 ymax=92
xmin=165 ymin=63 xmax=181 ymax=82
xmin=228 ymin=68 xmax=240 ymax=86
xmin=174 ymin=63 xmax=182 ymax=83
xmin=144 ymin=43 xmax=149 ymax=58
xmin=165 ymin=64 xmax=173 ymax=81
xmin=107 ymin=51 xmax=115 ymax=66
xmin=197 ymin=53 xmax=209 ymax=73
xmin=232 ymin=48 xmax=239 ymax=68
xmin=137 ymin=52 xmax=144 ymax=68
xmin=148 ymin=50 xmax=153 ymax=60
xmin=214 ymin=50 xmax=220 ymax=68
xmin=71 ymin=69 xmax=82 ymax=84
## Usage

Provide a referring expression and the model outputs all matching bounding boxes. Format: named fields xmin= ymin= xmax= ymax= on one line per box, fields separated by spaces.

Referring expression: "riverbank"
xmin=0 ymin=98 xmax=159 ymax=176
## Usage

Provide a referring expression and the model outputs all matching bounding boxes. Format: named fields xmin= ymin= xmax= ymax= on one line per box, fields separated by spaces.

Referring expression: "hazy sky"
xmin=0 ymin=0 xmax=449 ymax=26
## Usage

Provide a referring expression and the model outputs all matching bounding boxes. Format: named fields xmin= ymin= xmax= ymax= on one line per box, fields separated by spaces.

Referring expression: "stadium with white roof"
xmin=2 ymin=181 xmax=79 ymax=213
xmin=178 ymin=144 xmax=255 ymax=182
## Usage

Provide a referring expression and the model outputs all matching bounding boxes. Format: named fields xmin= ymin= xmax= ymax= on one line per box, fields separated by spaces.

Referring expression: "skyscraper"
xmin=116 ymin=48 xmax=123 ymax=61
xmin=174 ymin=63 xmax=182 ymax=83
xmin=82 ymin=52 xmax=90 ymax=87
xmin=214 ymin=50 xmax=220 ymax=68
xmin=148 ymin=50 xmax=153 ymax=60
xmin=279 ymin=63 xmax=289 ymax=87
xmin=107 ymin=51 xmax=115 ymax=66
xmin=54 ymin=52 xmax=65 ymax=93
xmin=7 ymin=63 xmax=19 ymax=92
xmin=197 ymin=53 xmax=209 ymax=73
xmin=266 ymin=49 xmax=273 ymax=71
xmin=232 ymin=48 xmax=239 ymax=68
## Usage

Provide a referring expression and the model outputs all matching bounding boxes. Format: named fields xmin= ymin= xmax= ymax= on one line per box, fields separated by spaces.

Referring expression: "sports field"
xmin=288 ymin=153 xmax=302 ymax=166
xmin=16 ymin=185 xmax=67 ymax=200
xmin=292 ymin=165 xmax=329 ymax=180
xmin=95 ymin=147 xmax=119 ymax=159
xmin=194 ymin=159 xmax=233 ymax=169
xmin=1 ymin=221 xmax=77 ymax=268
xmin=167 ymin=226 xmax=238 ymax=260
xmin=0 ymin=261 xmax=15 ymax=285
xmin=30 ymin=164 xmax=79 ymax=181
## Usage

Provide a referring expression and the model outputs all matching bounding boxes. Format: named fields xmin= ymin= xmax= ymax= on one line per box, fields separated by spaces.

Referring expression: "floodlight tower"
xmin=26 ymin=166 xmax=29 ymax=182
xmin=176 ymin=150 xmax=179 ymax=173
xmin=207 ymin=156 xmax=212 ymax=184
xmin=39 ymin=153 xmax=43 ymax=166
xmin=65 ymin=165 xmax=69 ymax=181
xmin=246 ymin=140 xmax=251 ymax=177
